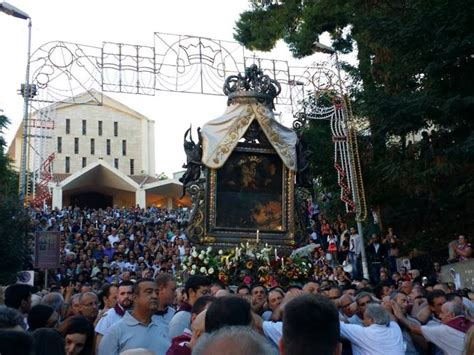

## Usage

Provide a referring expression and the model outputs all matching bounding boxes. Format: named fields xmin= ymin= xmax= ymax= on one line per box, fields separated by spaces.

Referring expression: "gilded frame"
xmin=204 ymin=145 xmax=295 ymax=247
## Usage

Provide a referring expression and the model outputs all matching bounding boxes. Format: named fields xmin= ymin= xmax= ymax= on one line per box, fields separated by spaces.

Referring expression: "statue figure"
xmin=179 ymin=126 xmax=203 ymax=198
xmin=296 ymin=137 xmax=314 ymax=196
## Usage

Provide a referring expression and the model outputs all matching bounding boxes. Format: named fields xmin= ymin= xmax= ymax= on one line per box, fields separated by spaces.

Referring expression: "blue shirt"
xmin=99 ymin=311 xmax=171 ymax=355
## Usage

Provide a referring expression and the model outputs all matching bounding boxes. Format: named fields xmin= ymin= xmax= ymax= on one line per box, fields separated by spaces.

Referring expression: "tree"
xmin=0 ymin=114 xmax=31 ymax=284
xmin=235 ymin=0 xmax=474 ymax=253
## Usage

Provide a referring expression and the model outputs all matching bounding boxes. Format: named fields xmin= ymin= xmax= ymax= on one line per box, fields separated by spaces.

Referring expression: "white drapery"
xmin=201 ymin=101 xmax=298 ymax=171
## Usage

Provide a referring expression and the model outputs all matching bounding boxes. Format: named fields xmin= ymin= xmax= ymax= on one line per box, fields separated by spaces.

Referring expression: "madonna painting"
xmin=215 ymin=151 xmax=284 ymax=231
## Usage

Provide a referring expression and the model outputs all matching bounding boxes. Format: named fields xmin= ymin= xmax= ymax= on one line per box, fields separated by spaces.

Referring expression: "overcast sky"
xmin=0 ymin=0 xmax=330 ymax=176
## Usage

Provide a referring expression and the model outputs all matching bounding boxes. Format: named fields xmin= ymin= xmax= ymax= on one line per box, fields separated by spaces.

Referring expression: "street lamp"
xmin=0 ymin=2 xmax=34 ymax=204
xmin=313 ymin=40 xmax=370 ymax=280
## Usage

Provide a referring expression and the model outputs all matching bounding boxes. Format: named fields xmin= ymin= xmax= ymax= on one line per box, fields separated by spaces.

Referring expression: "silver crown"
xmin=223 ymin=64 xmax=281 ymax=108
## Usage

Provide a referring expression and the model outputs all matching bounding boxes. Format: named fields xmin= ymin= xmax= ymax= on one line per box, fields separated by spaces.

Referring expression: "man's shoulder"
xmin=102 ymin=317 xmax=126 ymax=338
xmin=166 ymin=307 xmax=177 ymax=318
xmin=169 ymin=309 xmax=191 ymax=327
xmin=171 ymin=309 xmax=191 ymax=320
xmin=262 ymin=321 xmax=282 ymax=332
xmin=421 ymin=322 xmax=447 ymax=338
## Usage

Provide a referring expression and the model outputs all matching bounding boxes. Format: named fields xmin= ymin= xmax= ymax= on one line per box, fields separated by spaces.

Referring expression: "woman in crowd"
xmin=57 ymin=316 xmax=94 ymax=355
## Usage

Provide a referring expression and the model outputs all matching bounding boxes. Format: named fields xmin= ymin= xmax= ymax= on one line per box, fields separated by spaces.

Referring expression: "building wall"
xmin=54 ymin=104 xmax=147 ymax=176
xmin=7 ymin=94 xmax=156 ymax=178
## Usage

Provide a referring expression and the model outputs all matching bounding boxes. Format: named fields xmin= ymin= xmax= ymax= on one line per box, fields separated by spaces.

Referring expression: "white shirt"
xmin=95 ymin=307 xmax=125 ymax=336
xmin=262 ymin=321 xmax=282 ymax=347
xmin=373 ymin=243 xmax=380 ymax=254
xmin=340 ymin=321 xmax=404 ymax=355
xmin=421 ymin=322 xmax=466 ymax=355
xmin=154 ymin=307 xmax=176 ymax=337
xmin=349 ymin=233 xmax=361 ymax=255
xmin=108 ymin=234 xmax=120 ymax=245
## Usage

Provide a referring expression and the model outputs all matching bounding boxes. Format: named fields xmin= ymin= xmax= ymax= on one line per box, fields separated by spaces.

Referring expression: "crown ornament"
xmin=223 ymin=64 xmax=281 ymax=109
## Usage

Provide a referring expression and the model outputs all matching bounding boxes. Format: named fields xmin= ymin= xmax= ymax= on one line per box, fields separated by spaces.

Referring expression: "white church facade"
xmin=7 ymin=91 xmax=190 ymax=209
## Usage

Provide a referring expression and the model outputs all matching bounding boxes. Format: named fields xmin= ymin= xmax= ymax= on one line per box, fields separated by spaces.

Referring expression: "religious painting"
xmin=214 ymin=151 xmax=284 ymax=231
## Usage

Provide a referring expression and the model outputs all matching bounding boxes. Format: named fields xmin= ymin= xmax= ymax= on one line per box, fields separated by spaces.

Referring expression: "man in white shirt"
xmin=95 ymin=281 xmax=134 ymax=352
xmin=393 ymin=300 xmax=472 ymax=355
xmin=340 ymin=303 xmax=404 ymax=355
xmin=107 ymin=228 xmax=120 ymax=245
xmin=349 ymin=227 xmax=361 ymax=279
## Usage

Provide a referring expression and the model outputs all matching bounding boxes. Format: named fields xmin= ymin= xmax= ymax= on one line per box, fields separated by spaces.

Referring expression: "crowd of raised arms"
xmin=0 ymin=205 xmax=472 ymax=355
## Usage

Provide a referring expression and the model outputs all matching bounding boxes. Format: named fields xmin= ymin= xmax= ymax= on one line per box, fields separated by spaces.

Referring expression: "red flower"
xmin=243 ymin=276 xmax=252 ymax=285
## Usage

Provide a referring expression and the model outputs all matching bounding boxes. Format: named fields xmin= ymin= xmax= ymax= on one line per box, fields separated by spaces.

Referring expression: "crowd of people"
xmin=0 ymin=205 xmax=472 ymax=355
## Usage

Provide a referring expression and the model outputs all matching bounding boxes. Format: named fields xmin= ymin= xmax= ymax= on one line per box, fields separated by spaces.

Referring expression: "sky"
xmin=0 ymin=0 xmax=330 ymax=176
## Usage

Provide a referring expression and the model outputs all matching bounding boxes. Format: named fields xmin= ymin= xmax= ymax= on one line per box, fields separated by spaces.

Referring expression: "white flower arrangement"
xmin=208 ymin=267 xmax=214 ymax=275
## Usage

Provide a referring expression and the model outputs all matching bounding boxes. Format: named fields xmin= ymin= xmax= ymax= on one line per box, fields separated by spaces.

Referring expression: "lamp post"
xmin=0 ymin=2 xmax=33 ymax=204
xmin=312 ymin=41 xmax=370 ymax=280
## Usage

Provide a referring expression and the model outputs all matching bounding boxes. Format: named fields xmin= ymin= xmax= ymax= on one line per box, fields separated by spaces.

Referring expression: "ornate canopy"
xmin=200 ymin=100 xmax=298 ymax=171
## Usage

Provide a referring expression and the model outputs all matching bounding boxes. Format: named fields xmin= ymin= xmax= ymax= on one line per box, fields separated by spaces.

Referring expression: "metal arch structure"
xmin=24 ymin=31 xmax=360 ymax=214
xmin=28 ymin=32 xmax=349 ymax=111
xmin=290 ymin=64 xmax=367 ymax=223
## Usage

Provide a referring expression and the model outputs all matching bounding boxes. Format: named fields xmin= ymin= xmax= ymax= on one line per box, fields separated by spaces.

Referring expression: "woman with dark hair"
xmin=32 ymin=328 xmax=66 ymax=355
xmin=57 ymin=316 xmax=94 ymax=355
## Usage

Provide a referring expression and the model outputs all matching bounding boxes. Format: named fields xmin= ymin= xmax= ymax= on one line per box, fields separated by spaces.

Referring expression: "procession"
xmin=0 ymin=1 xmax=473 ymax=355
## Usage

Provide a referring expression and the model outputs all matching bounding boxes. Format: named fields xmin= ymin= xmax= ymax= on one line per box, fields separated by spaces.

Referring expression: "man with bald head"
xmin=189 ymin=309 xmax=207 ymax=349
xmin=338 ymin=294 xmax=356 ymax=321
xmin=393 ymin=300 xmax=472 ymax=355
xmin=214 ymin=289 xmax=230 ymax=298
xmin=78 ymin=292 xmax=99 ymax=323
xmin=192 ymin=326 xmax=275 ymax=355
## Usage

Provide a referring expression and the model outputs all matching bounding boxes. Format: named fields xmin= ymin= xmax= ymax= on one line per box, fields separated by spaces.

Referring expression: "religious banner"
xmin=17 ymin=271 xmax=35 ymax=286
xmin=34 ymin=231 xmax=61 ymax=269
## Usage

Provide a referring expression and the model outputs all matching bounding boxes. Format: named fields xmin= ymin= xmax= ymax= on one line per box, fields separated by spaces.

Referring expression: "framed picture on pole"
xmin=34 ymin=231 xmax=61 ymax=269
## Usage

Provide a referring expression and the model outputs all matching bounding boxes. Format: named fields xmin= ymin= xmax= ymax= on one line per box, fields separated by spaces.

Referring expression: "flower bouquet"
xmin=181 ymin=246 xmax=219 ymax=282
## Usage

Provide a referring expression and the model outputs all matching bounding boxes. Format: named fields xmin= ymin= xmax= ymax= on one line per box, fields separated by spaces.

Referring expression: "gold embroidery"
xmin=254 ymin=104 xmax=297 ymax=170
xmin=212 ymin=107 xmax=254 ymax=165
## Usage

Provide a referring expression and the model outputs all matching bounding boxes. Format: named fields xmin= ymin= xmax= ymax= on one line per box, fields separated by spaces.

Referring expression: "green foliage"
xmin=0 ymin=114 xmax=31 ymax=284
xmin=235 ymin=0 xmax=474 ymax=253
